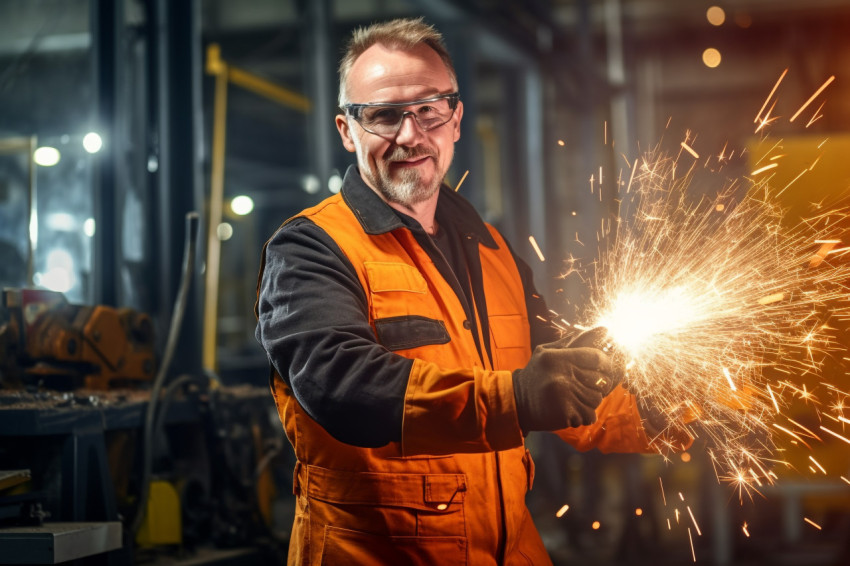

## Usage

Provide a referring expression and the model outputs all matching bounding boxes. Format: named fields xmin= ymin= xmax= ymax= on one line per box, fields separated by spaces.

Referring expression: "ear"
xmin=451 ymin=101 xmax=464 ymax=142
xmin=336 ymin=114 xmax=357 ymax=153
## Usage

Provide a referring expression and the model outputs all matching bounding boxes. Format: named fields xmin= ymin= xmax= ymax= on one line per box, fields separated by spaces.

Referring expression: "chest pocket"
xmin=489 ymin=313 xmax=531 ymax=371
xmin=365 ymin=261 xmax=450 ymax=351
xmin=489 ymin=313 xmax=527 ymax=349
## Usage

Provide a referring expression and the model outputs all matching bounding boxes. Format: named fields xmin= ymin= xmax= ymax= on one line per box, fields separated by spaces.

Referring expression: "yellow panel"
xmin=748 ymin=134 xmax=850 ymax=494
xmin=747 ymin=134 xmax=850 ymax=226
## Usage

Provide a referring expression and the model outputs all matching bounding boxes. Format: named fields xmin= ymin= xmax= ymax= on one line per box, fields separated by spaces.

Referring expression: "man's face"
xmin=335 ymin=43 xmax=463 ymax=207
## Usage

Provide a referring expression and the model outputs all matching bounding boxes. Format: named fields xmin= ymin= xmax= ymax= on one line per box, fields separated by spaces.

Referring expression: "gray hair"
xmin=338 ymin=17 xmax=458 ymax=107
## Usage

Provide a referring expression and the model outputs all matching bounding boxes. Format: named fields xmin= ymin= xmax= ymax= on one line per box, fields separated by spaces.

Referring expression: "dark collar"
xmin=339 ymin=165 xmax=498 ymax=249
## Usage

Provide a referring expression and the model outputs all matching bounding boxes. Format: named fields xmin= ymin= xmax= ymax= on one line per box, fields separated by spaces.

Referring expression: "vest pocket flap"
xmin=365 ymin=261 xmax=428 ymax=293
xmin=489 ymin=313 xmax=527 ymax=349
xmin=305 ymin=465 xmax=466 ymax=510
xmin=375 ymin=316 xmax=450 ymax=350
xmin=424 ymin=474 xmax=467 ymax=504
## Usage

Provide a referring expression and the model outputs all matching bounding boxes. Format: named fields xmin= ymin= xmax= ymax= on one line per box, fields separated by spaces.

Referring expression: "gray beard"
xmin=356 ymin=142 xmax=445 ymax=206
xmin=349 ymin=119 xmax=448 ymax=207
xmin=373 ymin=165 xmax=442 ymax=206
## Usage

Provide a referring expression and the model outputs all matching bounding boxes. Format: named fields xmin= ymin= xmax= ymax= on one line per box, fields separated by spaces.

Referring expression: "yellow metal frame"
xmin=202 ymin=44 xmax=311 ymax=372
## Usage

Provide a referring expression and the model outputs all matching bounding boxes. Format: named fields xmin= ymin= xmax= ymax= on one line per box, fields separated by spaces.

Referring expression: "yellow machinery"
xmin=1 ymin=288 xmax=155 ymax=390
xmin=135 ymin=480 xmax=182 ymax=547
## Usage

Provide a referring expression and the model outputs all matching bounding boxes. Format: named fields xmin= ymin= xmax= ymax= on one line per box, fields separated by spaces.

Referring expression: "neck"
xmin=357 ymin=170 xmax=442 ymax=234
xmin=387 ymin=195 xmax=439 ymax=235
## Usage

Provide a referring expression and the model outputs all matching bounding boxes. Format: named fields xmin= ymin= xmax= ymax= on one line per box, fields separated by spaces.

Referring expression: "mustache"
xmin=385 ymin=145 xmax=435 ymax=161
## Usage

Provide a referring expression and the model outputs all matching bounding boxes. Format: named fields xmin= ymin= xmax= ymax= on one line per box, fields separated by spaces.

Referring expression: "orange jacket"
xmin=257 ymin=181 xmax=655 ymax=565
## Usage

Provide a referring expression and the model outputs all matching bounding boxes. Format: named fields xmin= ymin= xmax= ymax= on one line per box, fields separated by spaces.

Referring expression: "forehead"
xmin=346 ymin=43 xmax=454 ymax=104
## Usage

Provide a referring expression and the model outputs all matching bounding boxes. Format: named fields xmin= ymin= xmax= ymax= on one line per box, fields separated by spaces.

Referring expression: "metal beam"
xmin=306 ymin=0 xmax=334 ymax=192
xmin=153 ymin=0 xmax=204 ymax=377
xmin=91 ymin=0 xmax=119 ymax=306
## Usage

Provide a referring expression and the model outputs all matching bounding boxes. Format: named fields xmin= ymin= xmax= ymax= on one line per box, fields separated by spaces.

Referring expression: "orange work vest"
xmin=259 ymin=191 xmax=652 ymax=565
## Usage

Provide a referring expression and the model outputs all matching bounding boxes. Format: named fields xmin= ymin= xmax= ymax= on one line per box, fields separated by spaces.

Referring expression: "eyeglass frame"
xmin=340 ymin=91 xmax=460 ymax=137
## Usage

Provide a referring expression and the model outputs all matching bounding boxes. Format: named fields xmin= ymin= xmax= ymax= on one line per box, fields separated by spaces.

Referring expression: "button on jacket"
xmin=255 ymin=166 xmax=654 ymax=565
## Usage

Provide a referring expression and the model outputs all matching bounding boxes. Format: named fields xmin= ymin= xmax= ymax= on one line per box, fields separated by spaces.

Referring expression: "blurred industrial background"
xmin=1 ymin=0 xmax=850 ymax=564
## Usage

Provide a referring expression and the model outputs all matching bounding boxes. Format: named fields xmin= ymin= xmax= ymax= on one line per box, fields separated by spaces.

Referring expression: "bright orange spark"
xmin=819 ymin=426 xmax=850 ymax=445
xmin=787 ymin=418 xmax=823 ymax=441
xmin=687 ymin=506 xmax=702 ymax=536
xmin=751 ymin=163 xmax=779 ymax=176
xmin=775 ymin=169 xmax=808 ymax=197
xmin=755 ymin=99 xmax=780 ymax=133
xmin=790 ymin=75 xmax=835 ymax=123
xmin=681 ymin=141 xmax=700 ymax=159
xmin=773 ymin=424 xmax=813 ymax=450
xmin=757 ymin=292 xmax=786 ymax=306
xmin=454 ymin=170 xmax=469 ymax=192
xmin=806 ymin=101 xmax=826 ymax=127
xmin=809 ymin=455 xmax=827 ymax=474
xmin=688 ymin=528 xmax=696 ymax=562
xmin=528 ymin=236 xmax=545 ymax=262
xmin=767 ymin=385 xmax=780 ymax=412
xmin=755 ymin=68 xmax=788 ymax=124
xmin=809 ymin=241 xmax=839 ymax=267
xmin=723 ymin=367 xmax=737 ymax=391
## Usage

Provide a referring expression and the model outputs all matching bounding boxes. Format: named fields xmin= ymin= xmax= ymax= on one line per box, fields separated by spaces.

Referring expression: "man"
xmin=256 ymin=17 xmax=671 ymax=565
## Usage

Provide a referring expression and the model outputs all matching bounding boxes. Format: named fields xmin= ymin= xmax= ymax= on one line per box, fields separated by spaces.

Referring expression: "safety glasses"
xmin=342 ymin=92 xmax=460 ymax=138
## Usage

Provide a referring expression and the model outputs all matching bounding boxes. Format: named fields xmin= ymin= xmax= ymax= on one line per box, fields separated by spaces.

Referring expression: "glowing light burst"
xmin=597 ymin=286 xmax=698 ymax=356
xmin=578 ymin=149 xmax=850 ymax=496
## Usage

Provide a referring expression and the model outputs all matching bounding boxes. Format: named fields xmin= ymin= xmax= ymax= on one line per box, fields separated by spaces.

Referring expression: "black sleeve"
xmin=504 ymin=240 xmax=561 ymax=348
xmin=255 ymin=218 xmax=412 ymax=447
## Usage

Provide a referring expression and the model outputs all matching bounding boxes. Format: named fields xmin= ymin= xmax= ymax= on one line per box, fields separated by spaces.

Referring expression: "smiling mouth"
xmin=392 ymin=156 xmax=432 ymax=168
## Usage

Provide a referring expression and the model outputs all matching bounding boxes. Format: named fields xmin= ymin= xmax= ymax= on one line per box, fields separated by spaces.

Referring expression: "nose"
xmin=393 ymin=112 xmax=426 ymax=146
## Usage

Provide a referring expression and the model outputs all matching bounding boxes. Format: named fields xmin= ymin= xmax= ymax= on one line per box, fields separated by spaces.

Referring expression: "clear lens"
xmin=361 ymin=106 xmax=405 ymax=128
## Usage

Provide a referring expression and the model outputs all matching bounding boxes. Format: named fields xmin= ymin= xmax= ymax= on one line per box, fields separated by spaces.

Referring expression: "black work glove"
xmin=512 ymin=328 xmax=622 ymax=433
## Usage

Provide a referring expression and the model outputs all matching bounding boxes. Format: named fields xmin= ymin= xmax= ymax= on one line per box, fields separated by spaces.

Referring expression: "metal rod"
xmin=229 ymin=67 xmax=311 ymax=112
xmin=202 ymin=64 xmax=228 ymax=373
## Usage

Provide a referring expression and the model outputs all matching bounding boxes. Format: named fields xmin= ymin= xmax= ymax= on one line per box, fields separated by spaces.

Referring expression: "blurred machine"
xmin=0 ymin=216 xmax=291 ymax=565
xmin=0 ymin=289 xmax=155 ymax=390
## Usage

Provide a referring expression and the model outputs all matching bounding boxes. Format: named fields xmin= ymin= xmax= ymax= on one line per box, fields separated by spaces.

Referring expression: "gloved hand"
xmin=512 ymin=328 xmax=622 ymax=432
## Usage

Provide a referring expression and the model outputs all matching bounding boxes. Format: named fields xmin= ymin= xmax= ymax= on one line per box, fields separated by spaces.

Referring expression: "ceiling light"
xmin=328 ymin=174 xmax=343 ymax=194
xmin=83 ymin=132 xmax=103 ymax=153
xmin=217 ymin=222 xmax=233 ymax=241
xmin=230 ymin=195 xmax=254 ymax=215
xmin=34 ymin=146 xmax=61 ymax=166
xmin=302 ymin=174 xmax=320 ymax=194
xmin=702 ymin=48 xmax=722 ymax=68
xmin=706 ymin=6 xmax=725 ymax=26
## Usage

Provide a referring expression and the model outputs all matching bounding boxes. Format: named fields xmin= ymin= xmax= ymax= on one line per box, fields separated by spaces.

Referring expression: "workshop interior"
xmin=2 ymin=0 xmax=850 ymax=564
